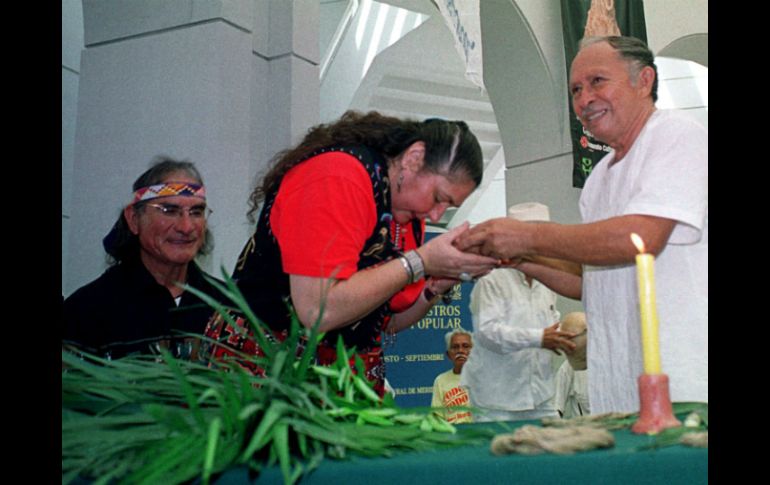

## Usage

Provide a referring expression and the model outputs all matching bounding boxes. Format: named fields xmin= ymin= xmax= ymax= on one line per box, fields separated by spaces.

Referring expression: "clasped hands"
xmin=447 ymin=218 xmax=582 ymax=278
xmin=453 ymin=217 xmax=535 ymax=261
xmin=416 ymin=219 xmax=535 ymax=283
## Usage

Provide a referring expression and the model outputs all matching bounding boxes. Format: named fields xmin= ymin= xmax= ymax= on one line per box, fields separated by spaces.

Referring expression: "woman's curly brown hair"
xmin=247 ymin=110 xmax=483 ymax=222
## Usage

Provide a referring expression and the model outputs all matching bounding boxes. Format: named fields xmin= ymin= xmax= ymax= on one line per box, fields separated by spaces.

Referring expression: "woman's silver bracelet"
xmin=397 ymin=255 xmax=414 ymax=283
xmin=402 ymin=250 xmax=425 ymax=283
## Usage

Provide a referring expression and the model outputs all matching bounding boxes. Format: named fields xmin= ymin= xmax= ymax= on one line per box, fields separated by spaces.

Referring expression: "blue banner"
xmin=383 ymin=232 xmax=476 ymax=408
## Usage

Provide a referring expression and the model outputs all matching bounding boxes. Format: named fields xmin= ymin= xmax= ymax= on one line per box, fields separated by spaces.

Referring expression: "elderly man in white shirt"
xmin=456 ymin=36 xmax=707 ymax=414
xmin=460 ymin=203 xmax=577 ymax=422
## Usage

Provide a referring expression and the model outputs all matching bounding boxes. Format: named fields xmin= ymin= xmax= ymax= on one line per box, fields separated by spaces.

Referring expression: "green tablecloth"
xmin=214 ymin=417 xmax=707 ymax=484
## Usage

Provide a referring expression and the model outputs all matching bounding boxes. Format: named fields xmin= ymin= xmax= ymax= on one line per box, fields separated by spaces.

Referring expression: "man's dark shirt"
xmin=62 ymin=257 xmax=225 ymax=359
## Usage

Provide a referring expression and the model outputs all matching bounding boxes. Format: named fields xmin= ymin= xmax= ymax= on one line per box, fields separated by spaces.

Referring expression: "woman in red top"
xmin=206 ymin=111 xmax=499 ymax=394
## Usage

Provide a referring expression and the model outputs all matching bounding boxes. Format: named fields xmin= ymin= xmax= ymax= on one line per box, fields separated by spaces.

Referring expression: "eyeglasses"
xmin=144 ymin=203 xmax=212 ymax=220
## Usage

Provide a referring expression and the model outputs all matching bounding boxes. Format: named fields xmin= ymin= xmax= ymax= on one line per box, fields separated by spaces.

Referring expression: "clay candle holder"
xmin=631 ymin=374 xmax=681 ymax=434
xmin=629 ymin=234 xmax=681 ymax=434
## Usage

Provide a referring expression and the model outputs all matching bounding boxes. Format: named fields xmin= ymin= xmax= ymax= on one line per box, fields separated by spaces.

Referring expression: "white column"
xmin=64 ymin=0 xmax=319 ymax=296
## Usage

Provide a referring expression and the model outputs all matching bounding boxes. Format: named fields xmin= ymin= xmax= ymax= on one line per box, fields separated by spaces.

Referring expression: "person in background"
xmin=63 ymin=157 xmax=224 ymax=360
xmin=204 ymin=110 xmax=499 ymax=395
xmin=431 ymin=328 xmax=473 ymax=424
xmin=456 ymin=36 xmax=707 ymax=413
xmin=460 ymin=202 xmax=577 ymax=422
xmin=554 ymin=312 xmax=590 ymax=418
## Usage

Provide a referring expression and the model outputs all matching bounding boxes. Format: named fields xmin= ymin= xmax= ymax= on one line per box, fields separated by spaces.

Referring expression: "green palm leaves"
xmin=62 ymin=270 xmax=486 ymax=485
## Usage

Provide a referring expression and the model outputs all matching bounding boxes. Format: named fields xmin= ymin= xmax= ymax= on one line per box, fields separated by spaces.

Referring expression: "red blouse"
xmin=270 ymin=151 xmax=425 ymax=312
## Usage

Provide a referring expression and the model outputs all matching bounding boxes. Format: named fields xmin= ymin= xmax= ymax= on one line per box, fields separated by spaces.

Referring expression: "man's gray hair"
xmin=579 ymin=35 xmax=658 ymax=102
xmin=444 ymin=327 xmax=472 ymax=351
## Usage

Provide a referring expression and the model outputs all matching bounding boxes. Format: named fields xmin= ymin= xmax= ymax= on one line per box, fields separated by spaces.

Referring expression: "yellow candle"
xmin=630 ymin=233 xmax=662 ymax=375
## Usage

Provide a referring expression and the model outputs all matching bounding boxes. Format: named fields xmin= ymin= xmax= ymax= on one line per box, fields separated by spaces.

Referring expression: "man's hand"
xmin=417 ymin=221 xmax=500 ymax=279
xmin=541 ymin=322 xmax=577 ymax=355
xmin=453 ymin=218 xmax=537 ymax=260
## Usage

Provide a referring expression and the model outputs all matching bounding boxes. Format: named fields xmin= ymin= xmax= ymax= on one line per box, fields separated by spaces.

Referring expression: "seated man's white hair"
xmin=444 ymin=328 xmax=473 ymax=351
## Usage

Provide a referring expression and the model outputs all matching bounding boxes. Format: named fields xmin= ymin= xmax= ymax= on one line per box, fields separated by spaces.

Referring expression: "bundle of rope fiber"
xmin=490 ymin=425 xmax=614 ymax=455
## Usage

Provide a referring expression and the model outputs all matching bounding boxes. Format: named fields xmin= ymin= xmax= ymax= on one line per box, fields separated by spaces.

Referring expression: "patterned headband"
xmin=132 ymin=182 xmax=206 ymax=204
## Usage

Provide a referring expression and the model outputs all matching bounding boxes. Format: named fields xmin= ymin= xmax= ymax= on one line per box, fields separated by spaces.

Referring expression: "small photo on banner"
xmin=382 ymin=231 xmax=476 ymax=408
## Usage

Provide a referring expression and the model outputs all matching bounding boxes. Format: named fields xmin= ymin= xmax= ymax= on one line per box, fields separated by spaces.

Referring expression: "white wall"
xmin=320 ymin=0 xmax=426 ymax=122
xmin=644 ymin=0 xmax=708 ymax=63
xmin=63 ymin=1 xmax=319 ymax=297
xmin=320 ymin=0 xmax=350 ymax=56
xmin=656 ymin=57 xmax=708 ymax=128
xmin=465 ymin=165 xmax=507 ymax=224
xmin=62 ymin=0 xmax=84 ymax=292
xmin=477 ymin=0 xmax=582 ymax=314
xmin=66 ymin=22 xmax=255 ymax=296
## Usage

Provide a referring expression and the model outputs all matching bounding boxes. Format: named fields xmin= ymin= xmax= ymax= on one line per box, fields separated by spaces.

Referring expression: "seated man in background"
xmin=431 ymin=328 xmax=474 ymax=424
xmin=554 ymin=312 xmax=590 ymax=418
xmin=62 ymin=156 xmax=225 ymax=360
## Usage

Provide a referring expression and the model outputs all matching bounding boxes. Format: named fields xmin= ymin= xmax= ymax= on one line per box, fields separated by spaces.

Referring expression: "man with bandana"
xmin=63 ymin=157 xmax=225 ymax=360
